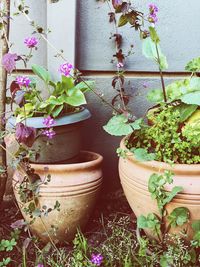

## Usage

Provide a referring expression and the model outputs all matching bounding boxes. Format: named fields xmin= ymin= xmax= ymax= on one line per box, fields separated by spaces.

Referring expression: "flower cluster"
xmin=148 ymin=3 xmax=159 ymax=24
xmin=59 ymin=62 xmax=73 ymax=76
xmin=90 ymin=253 xmax=103 ymax=266
xmin=112 ymin=0 xmax=122 ymax=8
xmin=42 ymin=116 xmax=56 ymax=139
xmin=2 ymin=53 xmax=18 ymax=73
xmin=24 ymin=36 xmax=38 ymax=48
xmin=15 ymin=76 xmax=31 ymax=87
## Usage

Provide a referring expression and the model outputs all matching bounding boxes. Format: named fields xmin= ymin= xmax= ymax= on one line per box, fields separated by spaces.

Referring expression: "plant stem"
xmin=155 ymin=43 xmax=167 ymax=102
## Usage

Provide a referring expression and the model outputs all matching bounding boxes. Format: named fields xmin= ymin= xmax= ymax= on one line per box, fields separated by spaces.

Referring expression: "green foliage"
xmin=128 ymin=104 xmax=200 ymax=163
xmin=185 ymin=57 xmax=200 ymax=72
xmin=137 ymin=213 xmax=161 ymax=236
xmin=103 ymin=115 xmax=143 ymax=136
xmin=32 ymin=64 xmax=51 ymax=84
xmin=132 ymin=148 xmax=155 ymax=161
xmin=168 ymin=207 xmax=190 ymax=227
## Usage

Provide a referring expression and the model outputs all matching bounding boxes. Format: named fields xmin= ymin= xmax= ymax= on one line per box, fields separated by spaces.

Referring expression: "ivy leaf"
xmin=181 ymin=92 xmax=200 ymax=105
xmin=147 ymin=89 xmax=164 ymax=103
xmin=163 ymin=186 xmax=183 ymax=206
xmin=118 ymin=14 xmax=128 ymax=27
xmin=168 ymin=207 xmax=190 ymax=227
xmin=174 ymin=103 xmax=198 ymax=122
xmin=32 ymin=64 xmax=51 ymax=84
xmin=133 ymin=148 xmax=156 ymax=162
xmin=103 ymin=115 xmax=133 ymax=136
xmin=137 ymin=213 xmax=161 ymax=234
xmin=185 ymin=57 xmax=200 ymax=72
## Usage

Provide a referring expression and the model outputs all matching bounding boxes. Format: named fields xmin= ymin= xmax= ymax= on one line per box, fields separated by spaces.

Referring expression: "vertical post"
xmin=0 ymin=0 xmax=9 ymax=205
xmin=47 ymin=0 xmax=77 ymax=79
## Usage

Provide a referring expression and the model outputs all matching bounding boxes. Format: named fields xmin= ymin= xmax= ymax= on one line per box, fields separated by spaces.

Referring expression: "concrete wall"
xmin=10 ymin=0 xmax=198 ymax=191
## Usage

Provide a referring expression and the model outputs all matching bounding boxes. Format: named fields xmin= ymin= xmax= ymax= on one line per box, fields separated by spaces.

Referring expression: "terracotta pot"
xmin=13 ymin=151 xmax=103 ymax=243
xmin=119 ymin=137 xmax=200 ymax=239
xmin=8 ymin=108 xmax=91 ymax=164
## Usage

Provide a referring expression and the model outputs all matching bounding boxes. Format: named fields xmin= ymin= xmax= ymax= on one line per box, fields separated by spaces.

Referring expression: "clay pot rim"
xmin=30 ymin=150 xmax=103 ymax=171
xmin=120 ymin=136 xmax=200 ymax=172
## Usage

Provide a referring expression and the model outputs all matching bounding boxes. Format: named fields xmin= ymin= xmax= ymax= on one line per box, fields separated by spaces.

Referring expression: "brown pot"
xmin=119 ymin=137 xmax=200 ymax=239
xmin=13 ymin=151 xmax=103 ymax=243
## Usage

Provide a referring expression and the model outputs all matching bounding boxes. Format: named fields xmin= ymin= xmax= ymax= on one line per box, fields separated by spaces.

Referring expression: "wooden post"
xmin=0 ymin=0 xmax=9 ymax=205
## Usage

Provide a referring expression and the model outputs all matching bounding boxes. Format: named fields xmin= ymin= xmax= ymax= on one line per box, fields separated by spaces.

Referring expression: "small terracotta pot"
xmin=119 ymin=137 xmax=200 ymax=239
xmin=13 ymin=151 xmax=103 ymax=243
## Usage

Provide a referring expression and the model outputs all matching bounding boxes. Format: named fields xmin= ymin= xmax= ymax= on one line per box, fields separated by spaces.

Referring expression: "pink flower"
xmin=112 ymin=0 xmax=122 ymax=8
xmin=42 ymin=129 xmax=56 ymax=139
xmin=117 ymin=62 xmax=124 ymax=68
xmin=149 ymin=3 xmax=159 ymax=14
xmin=24 ymin=37 xmax=38 ymax=48
xmin=43 ymin=116 xmax=55 ymax=128
xmin=2 ymin=53 xmax=18 ymax=73
xmin=148 ymin=3 xmax=159 ymax=24
xmin=15 ymin=76 xmax=31 ymax=87
xmin=59 ymin=62 xmax=73 ymax=76
xmin=90 ymin=254 xmax=103 ymax=266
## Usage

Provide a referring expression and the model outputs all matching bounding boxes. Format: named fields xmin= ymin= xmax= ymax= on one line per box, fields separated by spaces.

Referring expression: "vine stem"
xmin=15 ymin=0 xmax=121 ymax=115
xmin=155 ymin=43 xmax=167 ymax=102
xmin=0 ymin=143 xmax=61 ymax=254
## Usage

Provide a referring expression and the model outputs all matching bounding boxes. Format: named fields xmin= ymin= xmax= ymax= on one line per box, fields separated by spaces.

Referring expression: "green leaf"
xmin=130 ymin=118 xmax=143 ymax=130
xmin=75 ymin=80 xmax=95 ymax=93
xmin=118 ymin=14 xmax=128 ymax=27
xmin=185 ymin=57 xmax=200 ymax=72
xmin=103 ymin=115 xmax=133 ymax=136
xmin=149 ymin=26 xmax=160 ymax=44
xmin=163 ymin=186 xmax=183 ymax=206
xmin=159 ymin=54 xmax=168 ymax=70
xmin=168 ymin=207 xmax=190 ymax=227
xmin=65 ymin=88 xmax=86 ymax=106
xmin=174 ymin=103 xmax=198 ymax=122
xmin=137 ymin=213 xmax=161 ymax=234
xmin=147 ymin=89 xmax=164 ymax=103
xmin=192 ymin=220 xmax=200 ymax=233
xmin=133 ymin=148 xmax=156 ymax=162
xmin=32 ymin=64 xmax=51 ymax=83
xmin=181 ymin=91 xmax=200 ymax=105
xmin=48 ymin=96 xmax=63 ymax=105
xmin=142 ymin=38 xmax=157 ymax=60
xmin=52 ymin=105 xmax=63 ymax=117
xmin=61 ymin=76 xmax=74 ymax=89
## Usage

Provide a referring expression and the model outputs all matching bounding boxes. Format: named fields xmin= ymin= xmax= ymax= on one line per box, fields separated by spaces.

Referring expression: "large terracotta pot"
xmin=13 ymin=151 xmax=103 ymax=243
xmin=8 ymin=108 xmax=91 ymax=164
xmin=119 ymin=137 xmax=200 ymax=239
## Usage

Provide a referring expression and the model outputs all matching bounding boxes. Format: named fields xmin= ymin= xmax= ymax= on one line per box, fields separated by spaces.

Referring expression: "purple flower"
xmin=2 ymin=53 xmax=18 ymax=73
xmin=149 ymin=3 xmax=159 ymax=13
xmin=37 ymin=264 xmax=44 ymax=267
xmin=15 ymin=76 xmax=31 ymax=87
xmin=59 ymin=62 xmax=73 ymax=76
xmin=42 ymin=129 xmax=56 ymax=139
xmin=148 ymin=3 xmax=158 ymax=24
xmin=117 ymin=62 xmax=124 ymax=68
xmin=43 ymin=116 xmax=55 ymax=128
xmin=112 ymin=0 xmax=122 ymax=7
xmin=24 ymin=36 xmax=38 ymax=48
xmin=90 ymin=253 xmax=103 ymax=266
xmin=15 ymin=122 xmax=36 ymax=147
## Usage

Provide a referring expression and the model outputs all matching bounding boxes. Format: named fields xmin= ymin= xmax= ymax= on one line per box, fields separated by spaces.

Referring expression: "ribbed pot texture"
xmin=119 ymin=137 xmax=200 ymax=239
xmin=13 ymin=151 xmax=103 ymax=243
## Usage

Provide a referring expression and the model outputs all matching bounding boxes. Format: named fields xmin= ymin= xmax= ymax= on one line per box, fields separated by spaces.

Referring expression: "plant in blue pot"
xmin=8 ymin=63 xmax=94 ymax=163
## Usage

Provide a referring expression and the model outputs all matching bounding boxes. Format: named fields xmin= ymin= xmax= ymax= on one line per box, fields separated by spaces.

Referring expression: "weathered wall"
xmin=8 ymin=0 xmax=198 ymax=191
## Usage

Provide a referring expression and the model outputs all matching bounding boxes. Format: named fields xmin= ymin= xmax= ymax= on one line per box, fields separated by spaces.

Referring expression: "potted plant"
xmin=8 ymin=63 xmax=94 ymax=164
xmin=0 ymin=15 xmax=103 ymax=241
xmin=104 ymin=4 xmax=200 ymax=240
